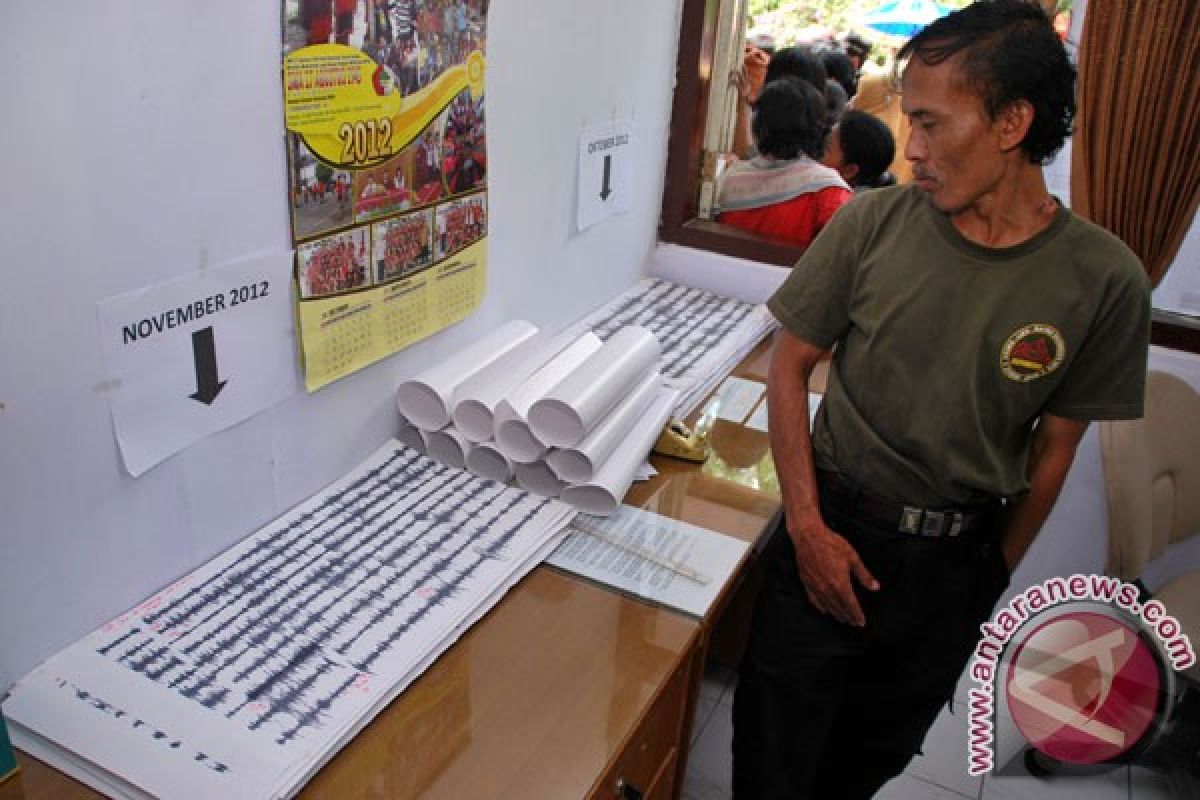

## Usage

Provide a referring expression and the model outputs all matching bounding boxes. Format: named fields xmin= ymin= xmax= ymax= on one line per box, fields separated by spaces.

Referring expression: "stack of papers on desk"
xmin=569 ymin=279 xmax=778 ymax=418
xmin=547 ymin=505 xmax=749 ymax=618
xmin=2 ymin=441 xmax=574 ymax=800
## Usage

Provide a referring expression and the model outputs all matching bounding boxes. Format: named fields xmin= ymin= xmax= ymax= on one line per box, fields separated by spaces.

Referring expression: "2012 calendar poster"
xmin=283 ymin=0 xmax=488 ymax=391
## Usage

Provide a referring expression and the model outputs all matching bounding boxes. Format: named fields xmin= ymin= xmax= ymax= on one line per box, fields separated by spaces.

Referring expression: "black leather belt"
xmin=816 ymin=469 xmax=1005 ymax=538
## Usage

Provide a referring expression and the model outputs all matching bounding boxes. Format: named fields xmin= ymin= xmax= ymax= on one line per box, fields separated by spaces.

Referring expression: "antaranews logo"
xmin=966 ymin=574 xmax=1195 ymax=776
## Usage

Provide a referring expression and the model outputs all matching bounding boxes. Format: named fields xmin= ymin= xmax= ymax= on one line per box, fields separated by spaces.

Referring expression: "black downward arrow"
xmin=599 ymin=154 xmax=613 ymax=201
xmin=189 ymin=326 xmax=227 ymax=405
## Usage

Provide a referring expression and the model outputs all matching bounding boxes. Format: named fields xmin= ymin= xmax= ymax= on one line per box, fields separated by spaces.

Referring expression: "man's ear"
xmin=839 ymin=163 xmax=860 ymax=183
xmin=998 ymin=99 xmax=1035 ymax=153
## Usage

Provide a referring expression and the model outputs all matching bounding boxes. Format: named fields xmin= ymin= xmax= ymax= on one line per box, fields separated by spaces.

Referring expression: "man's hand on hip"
xmin=789 ymin=521 xmax=879 ymax=628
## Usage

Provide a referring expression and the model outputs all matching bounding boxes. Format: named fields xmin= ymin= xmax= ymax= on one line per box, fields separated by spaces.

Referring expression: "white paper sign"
xmin=97 ymin=251 xmax=299 ymax=476
xmin=577 ymin=118 xmax=634 ymax=231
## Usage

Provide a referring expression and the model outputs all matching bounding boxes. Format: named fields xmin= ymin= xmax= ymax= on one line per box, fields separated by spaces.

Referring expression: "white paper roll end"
xmin=452 ymin=399 xmax=495 ymax=443
xmin=397 ymin=426 xmax=427 ymax=455
xmin=545 ymin=448 xmax=593 ymax=485
xmin=466 ymin=445 xmax=512 ymax=483
xmin=495 ymin=419 xmax=549 ymax=463
xmin=396 ymin=382 xmax=451 ymax=430
xmin=426 ymin=430 xmax=467 ymax=469
xmin=527 ymin=398 xmax=586 ymax=448
xmin=513 ymin=461 xmax=565 ymax=498
xmin=560 ymin=485 xmax=619 ymax=516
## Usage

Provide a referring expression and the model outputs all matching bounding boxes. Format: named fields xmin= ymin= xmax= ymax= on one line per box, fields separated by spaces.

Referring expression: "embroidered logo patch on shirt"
xmin=1000 ymin=324 xmax=1065 ymax=382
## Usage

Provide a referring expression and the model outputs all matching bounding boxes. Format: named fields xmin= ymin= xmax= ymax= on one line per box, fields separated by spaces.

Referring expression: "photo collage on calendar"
xmin=282 ymin=0 xmax=490 ymax=389
xmin=286 ymin=0 xmax=488 ymax=298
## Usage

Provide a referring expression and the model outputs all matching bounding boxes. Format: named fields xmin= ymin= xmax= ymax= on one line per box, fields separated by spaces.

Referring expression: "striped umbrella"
xmin=860 ymin=0 xmax=954 ymax=39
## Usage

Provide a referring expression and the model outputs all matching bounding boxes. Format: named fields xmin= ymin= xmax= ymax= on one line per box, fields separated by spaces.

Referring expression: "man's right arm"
xmin=768 ymin=330 xmax=878 ymax=627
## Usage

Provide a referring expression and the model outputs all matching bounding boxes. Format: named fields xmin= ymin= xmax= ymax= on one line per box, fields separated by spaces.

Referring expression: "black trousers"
xmin=732 ymin=479 xmax=1011 ymax=799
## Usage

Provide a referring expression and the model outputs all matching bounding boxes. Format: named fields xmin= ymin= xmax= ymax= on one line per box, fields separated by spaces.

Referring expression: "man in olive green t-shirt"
xmin=732 ymin=4 xmax=1151 ymax=800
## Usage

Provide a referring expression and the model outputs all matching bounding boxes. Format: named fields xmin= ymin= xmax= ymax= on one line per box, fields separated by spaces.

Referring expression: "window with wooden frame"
xmin=660 ymin=0 xmax=1200 ymax=354
xmin=660 ymin=0 xmax=812 ymax=267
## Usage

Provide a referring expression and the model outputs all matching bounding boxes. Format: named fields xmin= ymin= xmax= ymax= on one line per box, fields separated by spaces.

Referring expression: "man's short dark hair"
xmin=898 ymin=0 xmax=1075 ymax=165
xmin=753 ymin=77 xmax=829 ymax=161
xmin=836 ymin=110 xmax=895 ymax=187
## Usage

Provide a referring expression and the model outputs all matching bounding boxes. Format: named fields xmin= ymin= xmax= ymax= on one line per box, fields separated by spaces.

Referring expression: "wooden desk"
xmin=1 ymin=568 xmax=700 ymax=800
xmin=1 ymin=338 xmax=786 ymax=800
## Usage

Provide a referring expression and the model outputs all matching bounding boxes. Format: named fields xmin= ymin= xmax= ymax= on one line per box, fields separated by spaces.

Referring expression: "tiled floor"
xmin=679 ymin=663 xmax=1182 ymax=800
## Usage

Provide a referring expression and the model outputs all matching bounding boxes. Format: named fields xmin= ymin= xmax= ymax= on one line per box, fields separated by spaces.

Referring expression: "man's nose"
xmin=905 ymin=129 xmax=925 ymax=163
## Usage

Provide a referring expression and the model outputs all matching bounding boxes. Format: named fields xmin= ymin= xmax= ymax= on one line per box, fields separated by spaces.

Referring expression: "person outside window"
xmin=822 ymin=109 xmax=896 ymax=191
xmin=716 ymin=77 xmax=851 ymax=250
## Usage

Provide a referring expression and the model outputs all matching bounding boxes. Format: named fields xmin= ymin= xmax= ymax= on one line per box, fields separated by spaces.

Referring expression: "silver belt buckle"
xmin=921 ymin=510 xmax=945 ymax=537
xmin=901 ymin=507 xmax=966 ymax=538
xmin=900 ymin=506 xmax=923 ymax=535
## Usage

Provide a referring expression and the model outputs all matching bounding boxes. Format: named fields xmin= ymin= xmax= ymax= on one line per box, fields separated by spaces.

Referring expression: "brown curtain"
xmin=1070 ymin=0 xmax=1200 ymax=287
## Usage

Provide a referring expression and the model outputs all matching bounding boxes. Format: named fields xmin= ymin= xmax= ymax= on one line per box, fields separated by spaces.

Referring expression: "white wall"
xmin=1152 ymin=211 xmax=1200 ymax=316
xmin=0 ymin=0 xmax=685 ymax=690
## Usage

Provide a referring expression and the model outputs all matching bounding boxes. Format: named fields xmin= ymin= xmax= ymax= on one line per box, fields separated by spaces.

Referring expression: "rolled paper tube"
xmin=425 ymin=427 xmax=470 ymax=469
xmin=417 ymin=427 xmax=442 ymax=453
xmin=451 ymin=333 xmax=573 ymax=442
xmin=545 ymin=369 xmax=661 ymax=484
xmin=492 ymin=332 xmax=602 ymax=460
xmin=528 ymin=326 xmax=661 ymax=448
xmin=560 ymin=389 xmax=677 ymax=516
xmin=397 ymin=424 xmax=427 ymax=454
xmin=396 ymin=320 xmax=538 ymax=430
xmin=513 ymin=460 xmax=566 ymax=498
xmin=465 ymin=441 xmax=513 ymax=483
xmin=494 ymin=418 xmax=549 ymax=464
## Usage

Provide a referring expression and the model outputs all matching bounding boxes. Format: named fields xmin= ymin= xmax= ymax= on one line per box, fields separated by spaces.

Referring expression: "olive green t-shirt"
xmin=767 ymin=185 xmax=1151 ymax=506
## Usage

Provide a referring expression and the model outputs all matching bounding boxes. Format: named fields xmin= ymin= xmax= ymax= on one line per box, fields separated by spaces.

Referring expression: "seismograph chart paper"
xmin=3 ymin=441 xmax=574 ymax=800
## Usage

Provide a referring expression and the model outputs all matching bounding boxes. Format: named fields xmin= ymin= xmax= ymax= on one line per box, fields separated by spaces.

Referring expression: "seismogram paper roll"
xmin=546 ymin=370 xmax=661 ymax=484
xmin=560 ymin=388 xmax=677 ymax=516
xmin=527 ymin=326 xmax=661 ymax=448
xmin=396 ymin=320 xmax=537 ymax=430
xmin=493 ymin=332 xmax=602 ymax=463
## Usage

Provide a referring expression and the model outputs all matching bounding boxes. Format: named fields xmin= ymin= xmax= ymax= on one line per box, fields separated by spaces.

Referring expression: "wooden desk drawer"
xmin=644 ymin=746 xmax=678 ymax=800
xmin=589 ymin=660 xmax=691 ymax=800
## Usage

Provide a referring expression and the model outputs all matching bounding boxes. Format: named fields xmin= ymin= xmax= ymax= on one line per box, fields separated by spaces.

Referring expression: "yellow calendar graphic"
xmin=283 ymin=0 xmax=489 ymax=392
xmin=296 ymin=236 xmax=485 ymax=392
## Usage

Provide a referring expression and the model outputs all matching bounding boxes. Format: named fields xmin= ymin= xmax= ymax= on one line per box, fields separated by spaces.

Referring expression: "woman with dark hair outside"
xmin=716 ymin=77 xmax=852 ymax=250
xmin=823 ymin=109 xmax=897 ymax=191
xmin=821 ymin=49 xmax=858 ymax=99
xmin=733 ymin=45 xmax=832 ymax=159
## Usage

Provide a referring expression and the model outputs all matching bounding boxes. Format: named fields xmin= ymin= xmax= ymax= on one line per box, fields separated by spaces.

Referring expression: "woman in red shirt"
xmin=716 ymin=77 xmax=851 ymax=250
